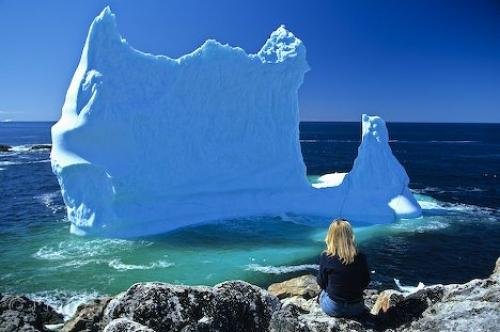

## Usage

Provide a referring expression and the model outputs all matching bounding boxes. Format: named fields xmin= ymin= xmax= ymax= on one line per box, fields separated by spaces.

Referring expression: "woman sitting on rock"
xmin=316 ymin=218 xmax=370 ymax=318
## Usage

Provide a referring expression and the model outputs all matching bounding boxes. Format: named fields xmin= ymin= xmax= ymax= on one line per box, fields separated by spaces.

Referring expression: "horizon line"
xmin=2 ymin=120 xmax=500 ymax=125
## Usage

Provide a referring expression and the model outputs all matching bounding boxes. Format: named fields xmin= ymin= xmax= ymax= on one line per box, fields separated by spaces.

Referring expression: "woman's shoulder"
xmin=320 ymin=251 xmax=340 ymax=263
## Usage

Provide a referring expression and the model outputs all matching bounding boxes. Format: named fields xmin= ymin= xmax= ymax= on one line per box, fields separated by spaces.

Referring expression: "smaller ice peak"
xmin=348 ymin=114 xmax=409 ymax=190
xmin=361 ymin=114 xmax=389 ymax=143
xmin=339 ymin=114 xmax=421 ymax=221
xmin=258 ymin=25 xmax=307 ymax=65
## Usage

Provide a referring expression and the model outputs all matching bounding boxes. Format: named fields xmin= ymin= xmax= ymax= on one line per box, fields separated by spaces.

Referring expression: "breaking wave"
xmin=28 ymin=290 xmax=100 ymax=320
xmin=0 ymin=159 xmax=50 ymax=166
xmin=245 ymin=263 xmax=319 ymax=274
xmin=32 ymin=239 xmax=149 ymax=261
xmin=33 ymin=191 xmax=64 ymax=214
xmin=108 ymin=259 xmax=174 ymax=271
xmin=9 ymin=144 xmax=52 ymax=153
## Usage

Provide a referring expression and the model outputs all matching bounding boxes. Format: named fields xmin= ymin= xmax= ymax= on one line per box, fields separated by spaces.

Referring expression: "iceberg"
xmin=51 ymin=7 xmax=421 ymax=237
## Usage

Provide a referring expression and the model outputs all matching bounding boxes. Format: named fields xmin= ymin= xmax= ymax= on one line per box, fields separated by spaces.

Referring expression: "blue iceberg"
xmin=51 ymin=7 xmax=421 ymax=237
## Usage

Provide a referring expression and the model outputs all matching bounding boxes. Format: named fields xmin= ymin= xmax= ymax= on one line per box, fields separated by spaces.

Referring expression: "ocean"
xmin=0 ymin=121 xmax=498 ymax=318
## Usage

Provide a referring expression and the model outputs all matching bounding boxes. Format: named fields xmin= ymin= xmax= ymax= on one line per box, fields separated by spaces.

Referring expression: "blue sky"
xmin=0 ymin=0 xmax=499 ymax=122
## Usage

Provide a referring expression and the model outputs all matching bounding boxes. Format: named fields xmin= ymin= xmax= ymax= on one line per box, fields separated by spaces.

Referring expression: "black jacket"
xmin=316 ymin=252 xmax=370 ymax=302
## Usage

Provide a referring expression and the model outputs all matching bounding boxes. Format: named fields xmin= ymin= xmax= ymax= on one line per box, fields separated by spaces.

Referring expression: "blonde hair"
xmin=324 ymin=218 xmax=357 ymax=264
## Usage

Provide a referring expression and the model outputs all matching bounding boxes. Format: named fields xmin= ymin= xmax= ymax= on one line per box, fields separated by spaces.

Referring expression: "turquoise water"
xmin=1 ymin=188 xmax=497 ymax=297
xmin=1 ymin=122 xmax=499 ymax=316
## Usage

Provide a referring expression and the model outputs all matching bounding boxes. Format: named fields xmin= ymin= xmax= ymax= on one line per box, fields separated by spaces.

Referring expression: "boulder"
xmin=398 ymin=270 xmax=500 ymax=332
xmin=268 ymin=303 xmax=304 ymax=332
xmin=0 ymin=294 xmax=63 ymax=332
xmin=493 ymin=257 xmax=500 ymax=279
xmin=376 ymin=285 xmax=444 ymax=330
xmin=297 ymin=312 xmax=368 ymax=332
xmin=363 ymin=289 xmax=379 ymax=310
xmin=4 ymin=256 xmax=499 ymax=332
xmin=30 ymin=144 xmax=52 ymax=151
xmin=0 ymin=144 xmax=11 ymax=152
xmin=268 ymin=275 xmax=321 ymax=300
xmin=269 ymin=300 xmax=373 ymax=332
xmin=103 ymin=318 xmax=155 ymax=332
xmin=370 ymin=289 xmax=404 ymax=315
xmin=280 ymin=296 xmax=319 ymax=314
xmin=104 ymin=280 xmax=280 ymax=332
xmin=62 ymin=297 xmax=112 ymax=332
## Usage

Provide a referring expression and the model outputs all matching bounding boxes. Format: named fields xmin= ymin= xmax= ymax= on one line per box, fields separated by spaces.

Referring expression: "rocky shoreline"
xmin=1 ymin=257 xmax=498 ymax=332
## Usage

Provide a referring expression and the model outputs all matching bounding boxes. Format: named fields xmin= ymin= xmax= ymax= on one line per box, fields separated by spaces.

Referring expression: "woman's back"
xmin=316 ymin=218 xmax=370 ymax=318
xmin=317 ymin=251 xmax=370 ymax=302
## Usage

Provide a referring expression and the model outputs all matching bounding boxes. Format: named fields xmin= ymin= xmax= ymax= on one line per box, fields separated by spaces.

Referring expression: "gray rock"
xmin=103 ymin=318 xmax=155 ymax=332
xmin=398 ymin=270 xmax=500 ymax=332
xmin=268 ymin=275 xmax=321 ymax=300
xmin=363 ymin=289 xmax=380 ymax=310
xmin=0 ymin=294 xmax=63 ymax=332
xmin=0 ymin=144 xmax=11 ymax=152
xmin=30 ymin=144 xmax=52 ymax=151
xmin=494 ymin=257 xmax=500 ymax=278
xmin=370 ymin=290 xmax=404 ymax=315
xmin=280 ymin=296 xmax=320 ymax=314
xmin=298 ymin=311 xmax=369 ymax=332
xmin=269 ymin=300 xmax=373 ymax=332
xmin=62 ymin=297 xmax=112 ymax=332
xmin=104 ymin=280 xmax=279 ymax=332
xmin=269 ymin=302 xmax=304 ymax=332
xmin=5 ymin=256 xmax=499 ymax=332
xmin=376 ymin=285 xmax=444 ymax=330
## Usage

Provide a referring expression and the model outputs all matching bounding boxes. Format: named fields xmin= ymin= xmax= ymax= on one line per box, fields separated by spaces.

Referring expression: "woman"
xmin=316 ymin=218 xmax=370 ymax=318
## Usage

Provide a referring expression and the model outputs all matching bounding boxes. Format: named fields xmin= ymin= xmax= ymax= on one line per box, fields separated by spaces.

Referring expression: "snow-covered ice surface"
xmin=51 ymin=7 xmax=421 ymax=237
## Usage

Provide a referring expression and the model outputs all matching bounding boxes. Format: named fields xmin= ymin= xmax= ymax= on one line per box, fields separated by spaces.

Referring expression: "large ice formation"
xmin=51 ymin=7 xmax=421 ymax=237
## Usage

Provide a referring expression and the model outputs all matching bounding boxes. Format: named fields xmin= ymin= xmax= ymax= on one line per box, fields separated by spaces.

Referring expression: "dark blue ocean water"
xmin=0 ymin=121 xmax=499 ymax=313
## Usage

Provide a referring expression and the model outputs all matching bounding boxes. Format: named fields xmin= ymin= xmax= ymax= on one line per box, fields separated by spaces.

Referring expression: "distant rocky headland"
xmin=0 ymin=144 xmax=52 ymax=152
xmin=1 ymin=257 xmax=498 ymax=332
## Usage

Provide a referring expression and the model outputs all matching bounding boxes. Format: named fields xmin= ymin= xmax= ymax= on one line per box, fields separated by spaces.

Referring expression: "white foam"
xmin=417 ymin=197 xmax=497 ymax=215
xmin=394 ymin=278 xmax=425 ymax=294
xmin=10 ymin=144 xmax=52 ymax=153
xmin=108 ymin=259 xmax=174 ymax=271
xmin=33 ymin=191 xmax=64 ymax=214
xmin=245 ymin=263 xmax=319 ymax=274
xmin=33 ymin=247 xmax=67 ymax=260
xmin=48 ymin=259 xmax=107 ymax=270
xmin=10 ymin=145 xmax=32 ymax=153
xmin=28 ymin=290 xmax=100 ymax=320
xmin=32 ymin=238 xmax=143 ymax=261
xmin=0 ymin=159 xmax=50 ymax=166
xmin=32 ymin=159 xmax=51 ymax=163
xmin=388 ymin=219 xmax=449 ymax=234
xmin=0 ymin=161 xmax=20 ymax=166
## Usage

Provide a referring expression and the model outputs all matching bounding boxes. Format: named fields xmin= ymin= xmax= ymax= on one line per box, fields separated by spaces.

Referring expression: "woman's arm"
xmin=361 ymin=254 xmax=371 ymax=288
xmin=316 ymin=254 xmax=328 ymax=290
